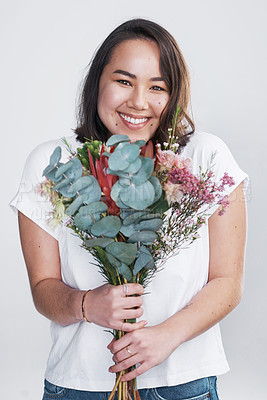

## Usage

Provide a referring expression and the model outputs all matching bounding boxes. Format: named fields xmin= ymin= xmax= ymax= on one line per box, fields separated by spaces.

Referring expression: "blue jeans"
xmin=43 ymin=376 xmax=219 ymax=400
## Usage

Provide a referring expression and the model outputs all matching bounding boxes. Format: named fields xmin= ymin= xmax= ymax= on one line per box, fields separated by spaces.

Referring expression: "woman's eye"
xmin=151 ymin=86 xmax=165 ymax=91
xmin=117 ymin=80 xmax=131 ymax=86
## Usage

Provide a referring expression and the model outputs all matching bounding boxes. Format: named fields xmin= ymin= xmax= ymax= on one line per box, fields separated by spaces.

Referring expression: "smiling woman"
xmin=75 ymin=18 xmax=195 ymax=147
xmin=9 ymin=17 xmax=247 ymax=400
xmin=97 ymin=40 xmax=170 ymax=142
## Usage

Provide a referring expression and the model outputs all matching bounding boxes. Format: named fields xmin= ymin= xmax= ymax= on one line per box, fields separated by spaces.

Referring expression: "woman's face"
xmin=97 ymin=39 xmax=170 ymax=142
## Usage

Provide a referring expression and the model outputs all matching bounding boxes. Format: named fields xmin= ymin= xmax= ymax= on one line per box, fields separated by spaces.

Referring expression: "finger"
xmin=122 ymin=320 xmax=147 ymax=333
xmin=120 ymin=283 xmax=144 ymax=297
xmin=109 ymin=333 xmax=130 ymax=354
xmin=123 ymin=295 xmax=143 ymax=308
xmin=107 ymin=338 xmax=116 ymax=350
xmin=121 ymin=307 xmax=144 ymax=321
xmin=121 ymin=363 xmax=147 ymax=381
xmin=109 ymin=354 xmax=140 ymax=374
xmin=113 ymin=345 xmax=135 ymax=363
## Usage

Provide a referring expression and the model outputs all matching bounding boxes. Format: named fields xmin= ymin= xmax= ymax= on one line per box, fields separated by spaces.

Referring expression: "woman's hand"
xmin=84 ymin=283 xmax=147 ymax=332
xmin=107 ymin=324 xmax=175 ymax=381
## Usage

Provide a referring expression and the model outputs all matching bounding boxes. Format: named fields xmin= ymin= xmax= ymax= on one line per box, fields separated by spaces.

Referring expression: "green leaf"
xmin=91 ymin=215 xmax=121 ymax=237
xmin=120 ymin=181 xmax=155 ymax=210
xmin=73 ymin=202 xmax=108 ymax=231
xmin=149 ymin=175 xmax=162 ymax=202
xmin=55 ymin=158 xmax=83 ymax=182
xmin=84 ymin=238 xmax=114 ymax=248
xmin=131 ymin=157 xmax=154 ymax=185
xmin=105 ymin=242 xmax=137 ymax=265
xmin=127 ymin=231 xmax=157 ymax=243
xmin=120 ymin=223 xmax=137 ymax=237
xmin=134 ymin=218 xmax=163 ymax=232
xmin=65 ymin=195 xmax=85 ymax=216
xmin=106 ymin=135 xmax=130 ymax=146
xmin=49 ymin=147 xmax=62 ymax=166
xmin=106 ymin=253 xmax=121 ymax=268
xmin=121 ymin=143 xmax=140 ymax=162
xmin=67 ymin=176 xmax=102 ymax=203
xmin=132 ymin=140 xmax=146 ymax=148
xmin=133 ymin=247 xmax=153 ymax=275
xmin=43 ymin=163 xmax=64 ymax=182
xmin=149 ymin=193 xmax=169 ymax=214
xmin=109 ymin=153 xmax=129 ymax=171
xmin=123 ymin=211 xmax=149 ymax=226
xmin=117 ymin=263 xmax=133 ymax=281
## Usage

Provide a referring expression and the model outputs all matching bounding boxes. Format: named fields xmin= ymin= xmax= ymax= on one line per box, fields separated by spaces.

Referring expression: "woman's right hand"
xmin=84 ymin=283 xmax=147 ymax=331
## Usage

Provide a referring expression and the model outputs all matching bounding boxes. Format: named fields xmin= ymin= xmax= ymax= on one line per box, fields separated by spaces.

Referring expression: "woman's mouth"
xmin=118 ymin=112 xmax=150 ymax=127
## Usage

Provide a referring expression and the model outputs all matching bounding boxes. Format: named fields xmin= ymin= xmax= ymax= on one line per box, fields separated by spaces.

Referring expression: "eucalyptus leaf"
xmin=133 ymin=249 xmax=153 ymax=275
xmin=55 ymin=158 xmax=83 ymax=182
xmin=91 ymin=216 xmax=121 ymax=237
xmin=123 ymin=211 xmax=149 ymax=226
xmin=149 ymin=175 xmax=162 ymax=202
xmin=149 ymin=193 xmax=169 ymax=214
xmin=73 ymin=202 xmax=108 ymax=231
xmin=105 ymin=242 xmax=137 ymax=265
xmin=135 ymin=213 xmax=162 ymax=222
xmin=117 ymin=263 xmax=133 ymax=281
xmin=43 ymin=162 xmax=64 ymax=182
xmin=120 ymin=181 xmax=155 ymax=210
xmin=79 ymin=177 xmax=102 ymax=205
xmin=131 ymin=157 xmax=154 ymax=185
xmin=143 ymin=258 xmax=156 ymax=270
xmin=53 ymin=179 xmax=72 ymax=197
xmin=84 ymin=238 xmax=114 ymax=248
xmin=121 ymin=143 xmax=140 ymax=162
xmin=134 ymin=218 xmax=163 ymax=232
xmin=106 ymin=253 xmax=121 ymax=268
xmin=132 ymin=140 xmax=146 ymax=148
xmin=120 ymin=223 xmax=137 ymax=237
xmin=106 ymin=135 xmax=130 ymax=147
xmin=108 ymin=153 xmax=129 ymax=171
xmin=65 ymin=195 xmax=85 ymax=216
xmin=49 ymin=146 xmax=62 ymax=166
xmin=128 ymin=231 xmax=157 ymax=243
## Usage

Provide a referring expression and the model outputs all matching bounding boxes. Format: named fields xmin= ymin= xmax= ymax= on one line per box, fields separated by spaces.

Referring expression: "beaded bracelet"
xmin=81 ymin=289 xmax=91 ymax=323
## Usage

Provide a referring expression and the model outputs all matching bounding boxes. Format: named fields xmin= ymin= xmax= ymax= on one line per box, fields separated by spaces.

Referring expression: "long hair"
xmin=75 ymin=18 xmax=194 ymax=148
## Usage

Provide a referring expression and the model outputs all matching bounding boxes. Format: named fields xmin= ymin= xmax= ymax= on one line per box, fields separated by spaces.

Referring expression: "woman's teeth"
xmin=120 ymin=113 xmax=148 ymax=125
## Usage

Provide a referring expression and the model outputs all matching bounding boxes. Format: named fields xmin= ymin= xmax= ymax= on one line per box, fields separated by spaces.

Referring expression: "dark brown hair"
xmin=75 ymin=18 xmax=194 ymax=148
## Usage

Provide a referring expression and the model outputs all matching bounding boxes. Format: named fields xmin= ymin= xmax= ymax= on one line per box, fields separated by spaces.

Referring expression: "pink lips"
xmin=118 ymin=112 xmax=151 ymax=130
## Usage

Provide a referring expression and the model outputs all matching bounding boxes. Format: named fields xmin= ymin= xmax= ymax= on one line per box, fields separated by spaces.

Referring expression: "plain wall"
xmin=1 ymin=0 xmax=266 ymax=398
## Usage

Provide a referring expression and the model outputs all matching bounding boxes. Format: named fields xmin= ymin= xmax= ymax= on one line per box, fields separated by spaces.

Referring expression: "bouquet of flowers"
xmin=38 ymin=123 xmax=234 ymax=400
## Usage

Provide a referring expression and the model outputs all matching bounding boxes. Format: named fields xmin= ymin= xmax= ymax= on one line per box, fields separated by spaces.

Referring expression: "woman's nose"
xmin=127 ymin=87 xmax=149 ymax=110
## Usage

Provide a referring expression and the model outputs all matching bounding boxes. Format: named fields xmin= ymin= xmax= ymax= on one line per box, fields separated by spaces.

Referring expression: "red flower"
xmin=88 ymin=145 xmax=120 ymax=215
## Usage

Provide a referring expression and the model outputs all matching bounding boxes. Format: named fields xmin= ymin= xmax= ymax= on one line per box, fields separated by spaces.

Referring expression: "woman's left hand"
xmin=107 ymin=325 xmax=175 ymax=381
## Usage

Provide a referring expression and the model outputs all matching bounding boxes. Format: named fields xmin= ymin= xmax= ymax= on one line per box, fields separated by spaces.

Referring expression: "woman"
xmin=10 ymin=18 xmax=247 ymax=400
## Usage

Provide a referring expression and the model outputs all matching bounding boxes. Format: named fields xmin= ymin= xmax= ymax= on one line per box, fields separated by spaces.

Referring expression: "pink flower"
xmin=164 ymin=181 xmax=184 ymax=205
xmin=156 ymin=148 xmax=191 ymax=172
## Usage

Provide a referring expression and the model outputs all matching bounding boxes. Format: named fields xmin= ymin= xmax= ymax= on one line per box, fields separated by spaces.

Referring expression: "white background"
xmin=1 ymin=0 xmax=266 ymax=398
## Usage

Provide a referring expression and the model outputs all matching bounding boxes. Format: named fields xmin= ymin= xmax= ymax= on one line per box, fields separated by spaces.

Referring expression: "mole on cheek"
xmin=115 ymin=123 xmax=118 ymax=126
xmin=158 ymin=102 xmax=161 ymax=105
xmin=151 ymin=123 xmax=153 ymax=126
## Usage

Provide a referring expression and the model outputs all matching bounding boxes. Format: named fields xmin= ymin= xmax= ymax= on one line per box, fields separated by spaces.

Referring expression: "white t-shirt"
xmin=10 ymin=131 xmax=248 ymax=391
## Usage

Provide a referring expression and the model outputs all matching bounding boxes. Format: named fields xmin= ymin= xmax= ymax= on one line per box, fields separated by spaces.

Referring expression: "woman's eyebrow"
xmin=113 ymin=69 xmax=136 ymax=79
xmin=113 ymin=69 xmax=164 ymax=82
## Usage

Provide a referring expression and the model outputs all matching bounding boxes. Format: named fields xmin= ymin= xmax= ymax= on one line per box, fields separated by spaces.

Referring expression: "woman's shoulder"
xmin=24 ymin=135 xmax=79 ymax=170
xmin=181 ymin=131 xmax=233 ymax=168
xmin=184 ymin=131 xmax=228 ymax=153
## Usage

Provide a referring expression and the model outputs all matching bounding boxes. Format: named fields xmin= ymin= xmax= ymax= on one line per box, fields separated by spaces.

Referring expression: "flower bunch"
xmin=37 ymin=126 xmax=235 ymax=400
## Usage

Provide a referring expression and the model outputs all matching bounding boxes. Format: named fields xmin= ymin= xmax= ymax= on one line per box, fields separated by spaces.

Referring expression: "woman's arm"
xmin=108 ymin=182 xmax=247 ymax=381
xmin=18 ymin=211 xmax=147 ymax=330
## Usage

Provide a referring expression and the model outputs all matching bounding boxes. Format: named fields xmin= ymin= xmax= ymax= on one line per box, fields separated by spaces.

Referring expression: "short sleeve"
xmin=9 ymin=139 xmax=68 ymax=240
xmin=182 ymin=132 xmax=249 ymax=217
